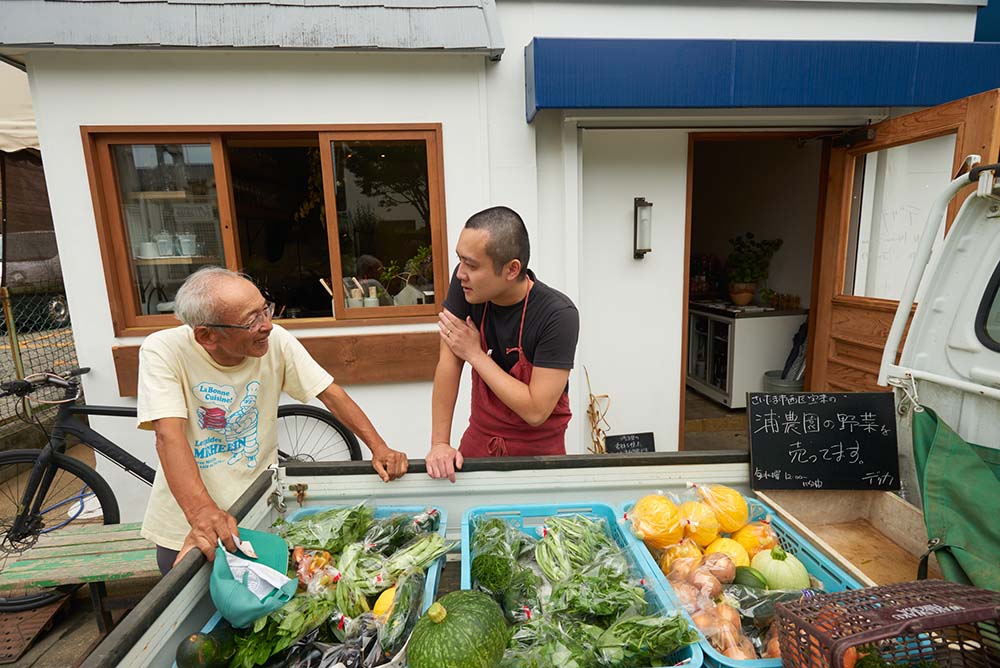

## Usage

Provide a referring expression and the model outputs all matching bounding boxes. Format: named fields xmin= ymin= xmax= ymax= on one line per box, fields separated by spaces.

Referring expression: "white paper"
xmin=224 ymin=551 xmax=293 ymax=601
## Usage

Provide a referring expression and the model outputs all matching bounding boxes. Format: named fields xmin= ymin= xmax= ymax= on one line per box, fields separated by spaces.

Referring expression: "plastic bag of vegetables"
xmin=721 ymin=584 xmax=823 ymax=627
xmin=688 ymin=483 xmax=749 ymax=533
xmin=596 ymin=613 xmax=699 ymax=666
xmin=377 ymin=569 xmax=425 ymax=659
xmin=548 ymin=570 xmax=647 ymax=627
xmin=275 ymin=501 xmax=376 ymax=554
xmin=534 ymin=514 xmax=617 ymax=583
xmin=501 ymin=565 xmax=542 ymax=624
xmin=362 ymin=507 xmax=440 ymax=556
xmin=471 ymin=516 xmax=529 ymax=595
xmin=625 ymin=494 xmax=683 ymax=551
xmin=504 ymin=617 xmax=603 ymax=668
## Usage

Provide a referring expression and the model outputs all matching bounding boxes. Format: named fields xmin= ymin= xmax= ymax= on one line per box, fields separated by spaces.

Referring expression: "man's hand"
xmin=426 ymin=442 xmax=464 ymax=483
xmin=370 ymin=444 xmax=408 ymax=482
xmin=173 ymin=505 xmax=239 ymax=566
xmin=439 ymin=310 xmax=482 ymax=363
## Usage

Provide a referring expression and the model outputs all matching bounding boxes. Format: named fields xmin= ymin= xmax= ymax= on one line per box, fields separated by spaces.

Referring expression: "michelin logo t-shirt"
xmin=137 ymin=324 xmax=332 ymax=549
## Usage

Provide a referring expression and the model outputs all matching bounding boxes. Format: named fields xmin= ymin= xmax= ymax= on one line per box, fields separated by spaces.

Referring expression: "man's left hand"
xmin=370 ymin=444 xmax=408 ymax=482
xmin=439 ymin=310 xmax=481 ymax=362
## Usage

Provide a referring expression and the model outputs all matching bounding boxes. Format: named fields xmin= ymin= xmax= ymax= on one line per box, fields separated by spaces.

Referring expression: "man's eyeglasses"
xmin=204 ymin=301 xmax=276 ymax=332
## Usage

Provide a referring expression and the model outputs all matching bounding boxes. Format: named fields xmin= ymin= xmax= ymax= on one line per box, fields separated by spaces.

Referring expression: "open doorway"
xmin=683 ymin=134 xmax=826 ymax=451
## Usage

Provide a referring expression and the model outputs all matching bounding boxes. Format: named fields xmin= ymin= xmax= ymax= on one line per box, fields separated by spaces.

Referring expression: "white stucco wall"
xmin=22 ymin=0 xmax=980 ymax=518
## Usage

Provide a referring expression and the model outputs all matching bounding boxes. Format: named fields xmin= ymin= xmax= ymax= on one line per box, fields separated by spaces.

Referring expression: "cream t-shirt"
xmin=137 ymin=324 xmax=333 ymax=549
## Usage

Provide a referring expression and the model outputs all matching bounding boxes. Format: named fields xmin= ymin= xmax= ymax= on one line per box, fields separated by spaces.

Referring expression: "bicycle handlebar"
xmin=0 ymin=367 xmax=90 ymax=398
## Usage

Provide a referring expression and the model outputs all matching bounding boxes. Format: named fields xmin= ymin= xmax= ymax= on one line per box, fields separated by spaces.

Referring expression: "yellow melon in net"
xmin=678 ymin=500 xmax=720 ymax=547
xmin=704 ymin=537 xmax=751 ymax=568
xmin=695 ymin=484 xmax=749 ymax=533
xmin=628 ymin=494 xmax=683 ymax=550
xmin=731 ymin=521 xmax=779 ymax=559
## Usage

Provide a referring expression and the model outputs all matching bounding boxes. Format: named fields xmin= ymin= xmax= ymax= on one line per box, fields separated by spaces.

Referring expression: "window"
xmin=977 ymin=260 xmax=1000 ymax=352
xmin=87 ymin=126 xmax=448 ymax=334
xmin=843 ymin=133 xmax=956 ymax=301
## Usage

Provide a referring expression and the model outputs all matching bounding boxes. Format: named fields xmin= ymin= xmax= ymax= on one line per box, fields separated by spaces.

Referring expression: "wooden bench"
xmin=0 ymin=522 xmax=160 ymax=632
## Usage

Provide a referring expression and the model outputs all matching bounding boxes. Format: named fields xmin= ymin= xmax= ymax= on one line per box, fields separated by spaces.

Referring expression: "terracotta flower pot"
xmin=728 ymin=282 xmax=756 ymax=306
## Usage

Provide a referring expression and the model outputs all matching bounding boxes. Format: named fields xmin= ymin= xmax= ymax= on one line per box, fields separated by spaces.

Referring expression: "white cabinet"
xmin=687 ymin=304 xmax=807 ymax=409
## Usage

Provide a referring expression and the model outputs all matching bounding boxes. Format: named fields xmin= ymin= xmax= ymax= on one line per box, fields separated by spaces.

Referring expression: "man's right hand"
xmin=173 ymin=505 xmax=239 ymax=566
xmin=426 ymin=442 xmax=464 ymax=483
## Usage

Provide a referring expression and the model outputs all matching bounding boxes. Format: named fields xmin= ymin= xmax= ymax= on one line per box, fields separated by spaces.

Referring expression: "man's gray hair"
xmin=174 ymin=266 xmax=248 ymax=327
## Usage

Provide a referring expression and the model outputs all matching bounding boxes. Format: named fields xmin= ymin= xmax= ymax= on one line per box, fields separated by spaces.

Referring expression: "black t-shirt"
xmin=443 ymin=269 xmax=579 ymax=382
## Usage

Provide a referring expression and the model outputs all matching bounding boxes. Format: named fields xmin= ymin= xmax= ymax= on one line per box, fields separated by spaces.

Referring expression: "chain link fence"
xmin=0 ymin=150 xmax=80 ymax=450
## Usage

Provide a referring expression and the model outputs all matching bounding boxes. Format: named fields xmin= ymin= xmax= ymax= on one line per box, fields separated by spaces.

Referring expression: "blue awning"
xmin=525 ymin=38 xmax=1000 ymax=121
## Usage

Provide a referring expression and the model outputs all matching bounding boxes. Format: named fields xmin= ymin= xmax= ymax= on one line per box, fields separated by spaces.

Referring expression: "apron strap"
xmin=917 ymin=537 xmax=945 ymax=580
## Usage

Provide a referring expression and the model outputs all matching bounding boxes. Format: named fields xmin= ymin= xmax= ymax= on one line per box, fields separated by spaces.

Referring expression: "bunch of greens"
xmin=596 ymin=613 xmax=700 ymax=667
xmin=534 ymin=515 xmax=617 ymax=583
xmin=548 ymin=571 xmax=647 ymax=627
xmin=230 ymin=593 xmax=339 ymax=668
xmin=275 ymin=502 xmax=375 ymax=554
xmin=502 ymin=565 xmax=543 ymax=624
xmin=502 ymin=617 xmax=603 ymax=668
xmin=470 ymin=516 xmax=532 ymax=595
xmin=362 ymin=507 xmax=441 ymax=556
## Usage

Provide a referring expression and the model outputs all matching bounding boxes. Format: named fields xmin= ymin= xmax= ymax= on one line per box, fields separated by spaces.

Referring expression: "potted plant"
xmin=726 ymin=233 xmax=783 ymax=306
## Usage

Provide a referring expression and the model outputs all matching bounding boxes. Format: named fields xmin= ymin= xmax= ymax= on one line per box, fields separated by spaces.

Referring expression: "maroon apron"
xmin=458 ymin=281 xmax=571 ymax=457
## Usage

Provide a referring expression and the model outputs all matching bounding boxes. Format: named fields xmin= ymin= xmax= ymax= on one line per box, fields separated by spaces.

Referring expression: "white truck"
xmin=82 ymin=160 xmax=1000 ymax=667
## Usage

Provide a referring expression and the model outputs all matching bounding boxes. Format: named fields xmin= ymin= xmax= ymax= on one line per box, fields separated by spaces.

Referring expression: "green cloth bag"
xmin=912 ymin=406 xmax=1000 ymax=591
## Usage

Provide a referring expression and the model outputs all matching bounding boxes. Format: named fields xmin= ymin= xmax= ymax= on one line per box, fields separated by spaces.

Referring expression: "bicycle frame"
xmin=7 ymin=386 xmax=154 ymax=542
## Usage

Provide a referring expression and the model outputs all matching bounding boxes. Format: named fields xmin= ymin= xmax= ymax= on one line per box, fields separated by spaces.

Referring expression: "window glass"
xmin=229 ymin=142 xmax=332 ymax=319
xmin=332 ymin=140 xmax=435 ymax=310
xmin=982 ymin=263 xmax=1000 ymax=346
xmin=111 ymin=144 xmax=224 ymax=316
xmin=843 ymin=133 xmax=956 ymax=301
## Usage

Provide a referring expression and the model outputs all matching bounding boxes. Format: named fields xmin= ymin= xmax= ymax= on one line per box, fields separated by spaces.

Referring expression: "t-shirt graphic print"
xmin=193 ymin=380 xmax=262 ymax=469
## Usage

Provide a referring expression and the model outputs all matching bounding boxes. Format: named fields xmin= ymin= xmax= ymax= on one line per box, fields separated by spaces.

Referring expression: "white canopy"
xmin=0 ymin=64 xmax=37 ymax=153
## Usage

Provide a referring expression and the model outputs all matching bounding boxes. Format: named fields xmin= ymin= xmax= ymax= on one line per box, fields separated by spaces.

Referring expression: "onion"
xmin=671 ymin=582 xmax=699 ymax=607
xmin=764 ymin=636 xmax=782 ymax=658
xmin=668 ymin=557 xmax=699 ymax=583
xmin=691 ymin=610 xmax=718 ymax=634
xmin=690 ymin=571 xmax=722 ymax=599
xmin=701 ymin=552 xmax=736 ymax=584
xmin=723 ymin=646 xmax=756 ymax=661
xmin=716 ymin=603 xmax=741 ymax=628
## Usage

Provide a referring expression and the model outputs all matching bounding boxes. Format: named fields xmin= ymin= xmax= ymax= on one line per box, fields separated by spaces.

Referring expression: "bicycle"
xmin=0 ymin=367 xmax=361 ymax=611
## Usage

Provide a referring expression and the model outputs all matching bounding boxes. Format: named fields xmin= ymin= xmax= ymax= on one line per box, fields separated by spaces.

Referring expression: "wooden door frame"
xmin=809 ymin=90 xmax=1000 ymax=391
xmin=679 ymin=130 xmax=830 ymax=450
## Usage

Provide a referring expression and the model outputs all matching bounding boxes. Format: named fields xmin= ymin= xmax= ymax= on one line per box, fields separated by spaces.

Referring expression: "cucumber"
xmin=733 ymin=565 xmax=769 ymax=589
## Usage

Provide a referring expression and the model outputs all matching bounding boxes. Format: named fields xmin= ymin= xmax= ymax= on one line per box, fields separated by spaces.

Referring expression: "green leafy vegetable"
xmin=548 ymin=572 xmax=647 ymax=627
xmin=596 ymin=613 xmax=699 ymax=667
xmin=229 ymin=594 xmax=338 ymax=668
xmin=534 ymin=514 xmax=617 ymax=583
xmin=275 ymin=502 xmax=375 ymax=554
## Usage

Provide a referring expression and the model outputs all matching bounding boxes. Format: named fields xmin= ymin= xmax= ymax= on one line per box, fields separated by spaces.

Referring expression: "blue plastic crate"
xmin=462 ymin=501 xmax=704 ymax=668
xmin=177 ymin=504 xmax=448 ymax=667
xmin=621 ymin=496 xmax=863 ymax=668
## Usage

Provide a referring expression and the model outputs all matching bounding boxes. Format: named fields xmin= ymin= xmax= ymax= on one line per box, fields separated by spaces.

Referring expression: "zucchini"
xmin=380 ymin=569 xmax=426 ymax=658
xmin=733 ymin=565 xmax=769 ymax=589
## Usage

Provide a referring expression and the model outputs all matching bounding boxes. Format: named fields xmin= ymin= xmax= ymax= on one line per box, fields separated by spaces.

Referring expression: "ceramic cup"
xmin=139 ymin=241 xmax=158 ymax=258
xmin=363 ymin=297 xmax=379 ymax=308
xmin=347 ymin=297 xmax=364 ymax=308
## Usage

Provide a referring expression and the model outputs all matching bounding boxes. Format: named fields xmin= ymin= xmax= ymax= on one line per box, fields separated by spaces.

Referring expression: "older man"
xmin=138 ymin=267 xmax=407 ymax=573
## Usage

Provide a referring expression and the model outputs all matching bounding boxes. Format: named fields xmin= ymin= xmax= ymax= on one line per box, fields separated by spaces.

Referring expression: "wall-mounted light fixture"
xmin=633 ymin=197 xmax=653 ymax=259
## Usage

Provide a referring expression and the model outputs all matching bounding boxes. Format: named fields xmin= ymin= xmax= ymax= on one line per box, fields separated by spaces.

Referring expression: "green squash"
xmin=407 ymin=590 xmax=509 ymax=668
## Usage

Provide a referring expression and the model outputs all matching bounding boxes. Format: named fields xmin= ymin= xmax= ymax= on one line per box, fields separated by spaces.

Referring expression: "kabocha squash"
xmin=407 ymin=590 xmax=509 ymax=668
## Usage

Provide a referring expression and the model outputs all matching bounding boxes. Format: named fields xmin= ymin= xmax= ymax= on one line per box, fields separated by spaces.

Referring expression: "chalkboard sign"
xmin=606 ymin=432 xmax=655 ymax=454
xmin=748 ymin=392 xmax=900 ymax=490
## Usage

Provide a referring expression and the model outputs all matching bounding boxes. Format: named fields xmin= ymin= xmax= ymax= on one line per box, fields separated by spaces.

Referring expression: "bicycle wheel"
xmin=276 ymin=404 xmax=362 ymax=463
xmin=0 ymin=449 xmax=120 ymax=612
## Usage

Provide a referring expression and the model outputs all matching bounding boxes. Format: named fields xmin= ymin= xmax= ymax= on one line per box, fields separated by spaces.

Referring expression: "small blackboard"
xmin=606 ymin=432 xmax=655 ymax=454
xmin=748 ymin=392 xmax=900 ymax=490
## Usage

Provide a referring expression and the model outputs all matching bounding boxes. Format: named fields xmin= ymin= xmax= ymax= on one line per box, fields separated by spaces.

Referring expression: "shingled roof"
xmin=0 ymin=0 xmax=505 ymax=62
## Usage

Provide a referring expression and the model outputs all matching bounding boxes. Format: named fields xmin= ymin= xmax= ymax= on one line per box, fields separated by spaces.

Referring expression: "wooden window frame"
xmin=82 ymin=124 xmax=448 ymax=337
